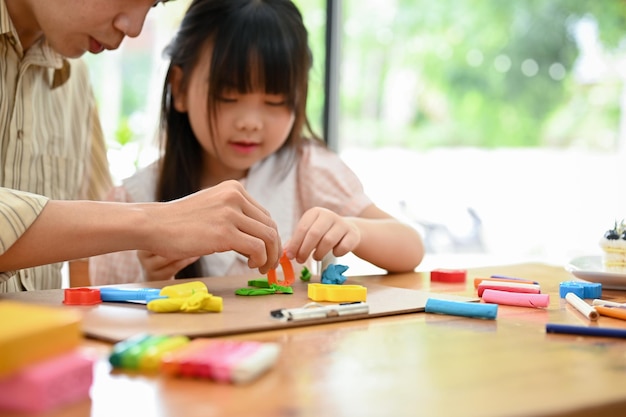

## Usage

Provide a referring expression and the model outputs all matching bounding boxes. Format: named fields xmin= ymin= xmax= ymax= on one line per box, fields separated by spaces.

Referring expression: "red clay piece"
xmin=63 ymin=288 xmax=102 ymax=305
xmin=430 ymin=269 xmax=467 ymax=283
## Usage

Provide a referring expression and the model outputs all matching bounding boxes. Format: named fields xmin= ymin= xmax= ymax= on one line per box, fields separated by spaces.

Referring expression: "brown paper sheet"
xmin=0 ymin=276 xmax=477 ymax=342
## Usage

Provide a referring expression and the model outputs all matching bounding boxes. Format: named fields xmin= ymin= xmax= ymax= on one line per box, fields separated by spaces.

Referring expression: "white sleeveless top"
xmin=89 ymin=141 xmax=372 ymax=284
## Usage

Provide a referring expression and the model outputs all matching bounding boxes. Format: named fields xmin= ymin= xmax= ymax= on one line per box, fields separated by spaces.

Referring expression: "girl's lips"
xmin=88 ymin=37 xmax=105 ymax=54
xmin=230 ymin=142 xmax=260 ymax=154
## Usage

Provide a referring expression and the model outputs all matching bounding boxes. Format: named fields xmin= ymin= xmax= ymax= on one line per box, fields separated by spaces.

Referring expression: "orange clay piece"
xmin=267 ymin=251 xmax=295 ymax=286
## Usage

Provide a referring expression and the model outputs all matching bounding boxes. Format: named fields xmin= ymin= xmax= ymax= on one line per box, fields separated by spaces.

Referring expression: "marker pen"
xmin=565 ymin=292 xmax=599 ymax=321
xmin=546 ymin=323 xmax=626 ymax=339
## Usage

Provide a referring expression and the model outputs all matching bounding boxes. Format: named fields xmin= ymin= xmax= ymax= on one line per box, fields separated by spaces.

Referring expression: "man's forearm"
xmin=0 ymin=200 xmax=150 ymax=271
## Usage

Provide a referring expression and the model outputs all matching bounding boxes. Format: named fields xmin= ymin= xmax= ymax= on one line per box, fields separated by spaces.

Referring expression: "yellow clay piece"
xmin=147 ymin=292 xmax=223 ymax=313
xmin=0 ymin=301 xmax=82 ymax=377
xmin=160 ymin=281 xmax=208 ymax=298
xmin=307 ymin=283 xmax=367 ymax=303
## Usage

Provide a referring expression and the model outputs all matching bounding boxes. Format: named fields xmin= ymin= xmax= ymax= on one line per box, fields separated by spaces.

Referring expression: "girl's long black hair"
xmin=158 ymin=0 xmax=319 ymax=278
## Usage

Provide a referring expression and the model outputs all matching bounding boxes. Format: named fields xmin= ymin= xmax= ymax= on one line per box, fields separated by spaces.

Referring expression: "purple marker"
xmin=491 ymin=274 xmax=539 ymax=285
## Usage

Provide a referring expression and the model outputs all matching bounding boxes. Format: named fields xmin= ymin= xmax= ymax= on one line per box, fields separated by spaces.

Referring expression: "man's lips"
xmin=88 ymin=37 xmax=119 ymax=53
xmin=88 ymin=37 xmax=105 ymax=54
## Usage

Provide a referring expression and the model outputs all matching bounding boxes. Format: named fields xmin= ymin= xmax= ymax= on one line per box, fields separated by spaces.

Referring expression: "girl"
xmin=90 ymin=0 xmax=424 ymax=284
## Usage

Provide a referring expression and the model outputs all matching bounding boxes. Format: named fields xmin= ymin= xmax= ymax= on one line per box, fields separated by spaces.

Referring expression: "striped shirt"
xmin=0 ymin=0 xmax=113 ymax=292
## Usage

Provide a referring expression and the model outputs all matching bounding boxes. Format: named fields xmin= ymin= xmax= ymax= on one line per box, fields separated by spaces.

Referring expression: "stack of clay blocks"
xmin=0 ymin=301 xmax=94 ymax=414
xmin=110 ymin=334 xmax=281 ymax=384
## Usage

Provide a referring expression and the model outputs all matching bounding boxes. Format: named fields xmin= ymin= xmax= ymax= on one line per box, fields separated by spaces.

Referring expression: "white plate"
xmin=565 ymin=255 xmax=626 ymax=290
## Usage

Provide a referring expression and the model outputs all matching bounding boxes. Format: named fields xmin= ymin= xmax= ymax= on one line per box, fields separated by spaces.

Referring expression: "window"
xmin=85 ymin=0 xmax=626 ymax=269
xmin=334 ymin=0 xmax=626 ymax=268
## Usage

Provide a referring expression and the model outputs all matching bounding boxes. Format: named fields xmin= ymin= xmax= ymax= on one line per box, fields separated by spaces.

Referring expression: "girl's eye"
xmin=217 ymin=96 xmax=237 ymax=103
xmin=266 ymin=100 xmax=287 ymax=106
xmin=265 ymin=96 xmax=288 ymax=106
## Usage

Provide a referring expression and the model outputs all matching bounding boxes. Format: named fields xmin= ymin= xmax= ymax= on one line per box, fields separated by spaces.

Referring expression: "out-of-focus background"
xmin=83 ymin=0 xmax=626 ymax=273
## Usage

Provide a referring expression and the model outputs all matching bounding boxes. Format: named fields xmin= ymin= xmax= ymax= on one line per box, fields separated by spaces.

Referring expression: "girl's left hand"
xmin=284 ymin=207 xmax=360 ymax=264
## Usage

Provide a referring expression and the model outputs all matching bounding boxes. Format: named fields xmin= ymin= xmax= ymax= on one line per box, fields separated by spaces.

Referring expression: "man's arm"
xmin=0 ymin=181 xmax=281 ymax=275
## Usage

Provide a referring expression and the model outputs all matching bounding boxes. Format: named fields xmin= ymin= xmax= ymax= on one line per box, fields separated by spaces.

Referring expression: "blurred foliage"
xmin=340 ymin=0 xmax=626 ymax=150
xmin=115 ymin=118 xmax=133 ymax=147
xmin=118 ymin=51 xmax=153 ymax=128
xmin=86 ymin=0 xmax=626 ymax=154
xmin=294 ymin=0 xmax=327 ymax=137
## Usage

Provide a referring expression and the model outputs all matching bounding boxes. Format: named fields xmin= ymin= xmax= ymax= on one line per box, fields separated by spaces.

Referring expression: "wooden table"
xmin=3 ymin=262 xmax=626 ymax=417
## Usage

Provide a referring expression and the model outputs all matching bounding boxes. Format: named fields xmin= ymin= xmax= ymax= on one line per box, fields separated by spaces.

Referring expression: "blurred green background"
xmin=85 ymin=0 xmax=626 ymax=157
xmin=82 ymin=0 xmax=626 ymax=266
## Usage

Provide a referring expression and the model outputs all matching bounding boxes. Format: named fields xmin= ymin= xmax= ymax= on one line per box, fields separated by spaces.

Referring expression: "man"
xmin=0 ymin=0 xmax=281 ymax=292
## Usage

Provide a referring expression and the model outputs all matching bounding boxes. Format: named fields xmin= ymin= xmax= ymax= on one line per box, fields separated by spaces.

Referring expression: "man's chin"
xmin=48 ymin=42 xmax=88 ymax=59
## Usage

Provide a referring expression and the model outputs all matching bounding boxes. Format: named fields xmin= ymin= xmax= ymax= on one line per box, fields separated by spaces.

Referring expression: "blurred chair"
xmin=68 ymin=259 xmax=91 ymax=288
xmin=400 ymin=201 xmax=486 ymax=254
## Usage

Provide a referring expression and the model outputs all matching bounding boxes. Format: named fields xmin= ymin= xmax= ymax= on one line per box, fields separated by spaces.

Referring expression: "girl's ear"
xmin=170 ymin=65 xmax=188 ymax=112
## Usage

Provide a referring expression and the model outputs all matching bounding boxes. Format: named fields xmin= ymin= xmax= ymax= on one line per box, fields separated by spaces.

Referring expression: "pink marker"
xmin=163 ymin=339 xmax=281 ymax=384
xmin=482 ymin=289 xmax=550 ymax=308
xmin=477 ymin=281 xmax=541 ymax=297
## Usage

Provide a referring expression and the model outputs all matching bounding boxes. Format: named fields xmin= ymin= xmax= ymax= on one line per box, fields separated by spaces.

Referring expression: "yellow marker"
xmin=138 ymin=335 xmax=190 ymax=372
xmin=160 ymin=281 xmax=208 ymax=298
xmin=308 ymin=283 xmax=367 ymax=302
xmin=147 ymin=292 xmax=223 ymax=313
xmin=0 ymin=302 xmax=82 ymax=377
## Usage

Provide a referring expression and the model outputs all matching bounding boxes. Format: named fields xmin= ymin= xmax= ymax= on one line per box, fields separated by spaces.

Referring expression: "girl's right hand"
xmin=137 ymin=251 xmax=200 ymax=281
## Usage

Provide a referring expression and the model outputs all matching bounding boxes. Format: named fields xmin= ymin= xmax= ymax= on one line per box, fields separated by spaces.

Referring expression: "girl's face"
xmin=171 ymin=45 xmax=296 ymax=184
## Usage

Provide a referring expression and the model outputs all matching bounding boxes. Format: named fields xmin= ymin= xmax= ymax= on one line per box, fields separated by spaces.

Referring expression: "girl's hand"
xmin=137 ymin=250 xmax=200 ymax=281
xmin=284 ymin=207 xmax=361 ymax=264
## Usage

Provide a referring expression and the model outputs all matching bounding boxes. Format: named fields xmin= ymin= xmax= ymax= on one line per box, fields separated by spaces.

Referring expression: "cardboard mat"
xmin=0 ymin=276 xmax=477 ymax=342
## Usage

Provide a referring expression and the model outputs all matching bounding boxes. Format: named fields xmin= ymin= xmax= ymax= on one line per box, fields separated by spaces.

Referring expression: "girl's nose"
xmin=235 ymin=109 xmax=263 ymax=131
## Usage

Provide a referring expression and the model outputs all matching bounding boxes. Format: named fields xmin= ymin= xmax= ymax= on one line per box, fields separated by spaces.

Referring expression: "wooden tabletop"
xmin=3 ymin=262 xmax=626 ymax=417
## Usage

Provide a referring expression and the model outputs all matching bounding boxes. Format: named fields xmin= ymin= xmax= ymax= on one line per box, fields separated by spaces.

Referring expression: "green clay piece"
xmin=235 ymin=287 xmax=277 ymax=296
xmin=271 ymin=284 xmax=293 ymax=294
xmin=300 ymin=266 xmax=312 ymax=282
xmin=247 ymin=278 xmax=271 ymax=288
xmin=235 ymin=284 xmax=293 ymax=296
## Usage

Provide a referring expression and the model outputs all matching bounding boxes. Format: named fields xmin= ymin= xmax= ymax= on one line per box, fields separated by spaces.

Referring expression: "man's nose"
xmin=112 ymin=8 xmax=149 ymax=38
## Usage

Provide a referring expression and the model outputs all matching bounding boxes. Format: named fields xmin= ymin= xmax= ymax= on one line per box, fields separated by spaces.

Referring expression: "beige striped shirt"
xmin=0 ymin=0 xmax=113 ymax=292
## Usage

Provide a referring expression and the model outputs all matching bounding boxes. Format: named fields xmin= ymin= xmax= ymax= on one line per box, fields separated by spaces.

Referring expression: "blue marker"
xmin=425 ymin=298 xmax=498 ymax=320
xmin=546 ymin=323 xmax=626 ymax=339
xmin=99 ymin=287 xmax=162 ymax=302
